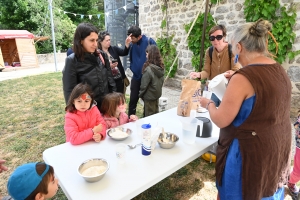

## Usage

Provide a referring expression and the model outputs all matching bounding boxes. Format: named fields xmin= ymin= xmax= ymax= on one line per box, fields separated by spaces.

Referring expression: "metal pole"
xmin=48 ymin=0 xmax=58 ymax=72
xmin=104 ymin=0 xmax=107 ymax=30
xmin=199 ymin=0 xmax=209 ymax=71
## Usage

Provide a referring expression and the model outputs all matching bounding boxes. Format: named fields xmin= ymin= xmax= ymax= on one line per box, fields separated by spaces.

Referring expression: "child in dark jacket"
xmin=64 ymin=83 xmax=107 ymax=145
xmin=139 ymin=45 xmax=165 ymax=117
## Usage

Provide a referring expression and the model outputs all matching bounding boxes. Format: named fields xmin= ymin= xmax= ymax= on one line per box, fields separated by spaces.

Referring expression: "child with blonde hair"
xmin=64 ymin=83 xmax=106 ymax=145
xmin=100 ymin=92 xmax=138 ymax=129
xmin=7 ymin=162 xmax=58 ymax=200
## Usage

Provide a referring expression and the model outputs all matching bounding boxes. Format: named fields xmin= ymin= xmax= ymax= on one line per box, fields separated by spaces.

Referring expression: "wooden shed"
xmin=0 ymin=30 xmax=38 ymax=69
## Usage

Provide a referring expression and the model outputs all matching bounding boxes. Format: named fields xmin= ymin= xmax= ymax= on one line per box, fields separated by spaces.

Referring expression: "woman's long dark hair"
xmin=73 ymin=23 xmax=98 ymax=61
xmin=142 ymin=45 xmax=164 ymax=73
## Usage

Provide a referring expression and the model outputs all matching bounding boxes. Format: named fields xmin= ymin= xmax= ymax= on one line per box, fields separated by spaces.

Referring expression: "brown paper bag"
xmin=177 ymin=79 xmax=201 ymax=117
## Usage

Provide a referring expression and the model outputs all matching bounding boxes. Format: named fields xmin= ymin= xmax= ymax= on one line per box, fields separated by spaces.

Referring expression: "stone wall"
xmin=37 ymin=52 xmax=66 ymax=64
xmin=139 ymin=0 xmax=300 ymax=117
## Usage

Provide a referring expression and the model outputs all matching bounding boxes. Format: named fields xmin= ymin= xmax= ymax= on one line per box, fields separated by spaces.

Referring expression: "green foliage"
xmin=0 ymin=0 xmax=76 ymax=53
xmin=61 ymin=0 xmax=105 ymax=31
xmin=161 ymin=20 xmax=167 ymax=29
xmin=184 ymin=13 xmax=216 ymax=71
xmin=244 ymin=1 xmax=299 ymax=63
xmin=157 ymin=35 xmax=178 ymax=78
xmin=0 ymin=0 xmax=45 ymax=30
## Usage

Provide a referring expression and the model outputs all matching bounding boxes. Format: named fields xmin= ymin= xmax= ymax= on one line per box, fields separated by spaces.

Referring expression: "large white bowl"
xmin=78 ymin=158 xmax=109 ymax=183
xmin=107 ymin=127 xmax=132 ymax=141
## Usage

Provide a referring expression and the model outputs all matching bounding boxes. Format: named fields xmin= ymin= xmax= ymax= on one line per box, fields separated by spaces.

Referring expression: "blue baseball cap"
xmin=7 ymin=162 xmax=50 ymax=200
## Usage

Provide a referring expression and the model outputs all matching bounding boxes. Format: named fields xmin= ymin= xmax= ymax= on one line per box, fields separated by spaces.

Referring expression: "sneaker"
xmin=288 ymin=182 xmax=300 ymax=200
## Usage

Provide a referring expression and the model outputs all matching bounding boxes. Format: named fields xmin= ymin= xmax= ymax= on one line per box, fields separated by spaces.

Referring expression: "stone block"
xmin=187 ymin=12 xmax=195 ymax=17
xmin=296 ymin=83 xmax=300 ymax=91
xmin=183 ymin=63 xmax=193 ymax=70
xmin=293 ymin=23 xmax=300 ymax=31
xmin=177 ymin=68 xmax=188 ymax=76
xmin=179 ymin=14 xmax=186 ymax=18
xmin=215 ymin=15 xmax=225 ymax=21
xmin=287 ymin=66 xmax=300 ymax=82
xmin=164 ymin=78 xmax=182 ymax=89
xmin=181 ymin=7 xmax=188 ymax=12
xmin=228 ymin=20 xmax=238 ymax=25
xmin=238 ymin=11 xmax=245 ymax=19
xmin=235 ymin=3 xmax=243 ymax=11
xmin=151 ymin=5 xmax=160 ymax=12
xmin=216 ymin=6 xmax=229 ymax=13
xmin=144 ymin=6 xmax=150 ymax=13
xmin=226 ymin=12 xmax=235 ymax=20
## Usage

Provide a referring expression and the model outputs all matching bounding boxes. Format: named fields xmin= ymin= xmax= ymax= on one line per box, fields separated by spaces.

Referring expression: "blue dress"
xmin=216 ymin=95 xmax=285 ymax=200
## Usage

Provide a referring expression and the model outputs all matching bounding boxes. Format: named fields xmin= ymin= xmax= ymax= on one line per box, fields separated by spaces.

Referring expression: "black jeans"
xmin=128 ymin=78 xmax=141 ymax=116
xmin=114 ymin=78 xmax=124 ymax=94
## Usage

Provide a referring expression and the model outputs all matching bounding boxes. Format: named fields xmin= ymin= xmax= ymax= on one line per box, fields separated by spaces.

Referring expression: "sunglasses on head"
xmin=209 ymin=35 xmax=223 ymax=41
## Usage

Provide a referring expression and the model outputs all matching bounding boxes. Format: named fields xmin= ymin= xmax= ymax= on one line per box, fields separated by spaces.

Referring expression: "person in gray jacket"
xmin=139 ymin=45 xmax=165 ymax=117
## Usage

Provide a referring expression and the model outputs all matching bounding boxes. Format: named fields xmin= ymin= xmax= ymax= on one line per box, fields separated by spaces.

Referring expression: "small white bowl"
xmin=78 ymin=158 xmax=109 ymax=183
xmin=107 ymin=127 xmax=132 ymax=141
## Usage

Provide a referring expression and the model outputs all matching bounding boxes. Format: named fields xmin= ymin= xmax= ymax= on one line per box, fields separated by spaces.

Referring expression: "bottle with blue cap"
xmin=141 ymin=124 xmax=152 ymax=156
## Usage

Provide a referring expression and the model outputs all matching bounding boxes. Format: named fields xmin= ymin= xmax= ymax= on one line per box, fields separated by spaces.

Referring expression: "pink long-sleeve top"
xmin=64 ymin=105 xmax=107 ymax=145
xmin=103 ymin=112 xmax=134 ymax=129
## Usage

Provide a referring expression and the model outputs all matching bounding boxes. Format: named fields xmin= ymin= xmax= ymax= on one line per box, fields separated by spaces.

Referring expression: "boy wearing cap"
xmin=7 ymin=162 xmax=58 ymax=200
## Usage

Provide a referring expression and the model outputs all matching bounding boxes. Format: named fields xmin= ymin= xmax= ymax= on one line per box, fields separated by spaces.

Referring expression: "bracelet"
xmin=206 ymin=101 xmax=215 ymax=110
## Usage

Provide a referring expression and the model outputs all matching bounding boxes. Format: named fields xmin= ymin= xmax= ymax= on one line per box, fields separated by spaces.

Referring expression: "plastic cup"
xmin=115 ymin=143 xmax=127 ymax=164
xmin=180 ymin=118 xmax=198 ymax=144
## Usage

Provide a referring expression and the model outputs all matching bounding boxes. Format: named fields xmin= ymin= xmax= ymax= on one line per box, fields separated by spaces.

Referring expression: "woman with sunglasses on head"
xmin=98 ymin=31 xmax=132 ymax=94
xmin=190 ymin=25 xmax=240 ymax=106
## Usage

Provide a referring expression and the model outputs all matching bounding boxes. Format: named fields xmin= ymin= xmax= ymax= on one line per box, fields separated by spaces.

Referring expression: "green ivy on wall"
xmin=157 ymin=34 xmax=178 ymax=77
xmin=184 ymin=13 xmax=216 ymax=70
xmin=244 ymin=1 xmax=298 ymax=63
xmin=157 ymin=0 xmax=178 ymax=78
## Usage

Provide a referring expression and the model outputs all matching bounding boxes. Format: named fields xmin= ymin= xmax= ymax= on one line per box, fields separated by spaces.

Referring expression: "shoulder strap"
xmin=228 ymin=44 xmax=232 ymax=65
xmin=209 ymin=46 xmax=213 ymax=65
xmin=148 ymin=37 xmax=150 ymax=46
xmin=99 ymin=52 xmax=105 ymax=64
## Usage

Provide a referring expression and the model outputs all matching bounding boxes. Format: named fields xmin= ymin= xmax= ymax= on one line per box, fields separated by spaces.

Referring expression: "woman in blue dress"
xmin=198 ymin=19 xmax=291 ymax=200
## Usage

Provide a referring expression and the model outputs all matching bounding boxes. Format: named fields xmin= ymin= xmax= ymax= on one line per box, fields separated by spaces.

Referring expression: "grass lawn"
xmin=0 ymin=72 xmax=296 ymax=200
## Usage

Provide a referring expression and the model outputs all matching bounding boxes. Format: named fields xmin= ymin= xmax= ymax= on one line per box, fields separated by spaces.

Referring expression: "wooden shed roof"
xmin=0 ymin=30 xmax=34 ymax=39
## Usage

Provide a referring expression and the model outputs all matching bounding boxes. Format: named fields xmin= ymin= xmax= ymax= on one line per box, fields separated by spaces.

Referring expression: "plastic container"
xmin=141 ymin=124 xmax=152 ymax=156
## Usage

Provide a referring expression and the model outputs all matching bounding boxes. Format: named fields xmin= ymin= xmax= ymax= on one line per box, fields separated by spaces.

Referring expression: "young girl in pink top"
xmin=64 ymin=83 xmax=107 ymax=145
xmin=100 ymin=92 xmax=138 ymax=129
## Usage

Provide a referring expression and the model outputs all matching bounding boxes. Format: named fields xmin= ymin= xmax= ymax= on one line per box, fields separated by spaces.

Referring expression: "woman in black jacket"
xmin=62 ymin=23 xmax=116 ymax=111
xmin=98 ymin=31 xmax=131 ymax=94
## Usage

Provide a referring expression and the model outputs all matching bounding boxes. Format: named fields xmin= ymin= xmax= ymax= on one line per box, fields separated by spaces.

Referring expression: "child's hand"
xmin=93 ymin=124 xmax=103 ymax=133
xmin=93 ymin=133 xmax=102 ymax=142
xmin=130 ymin=115 xmax=138 ymax=121
xmin=0 ymin=160 xmax=8 ymax=173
